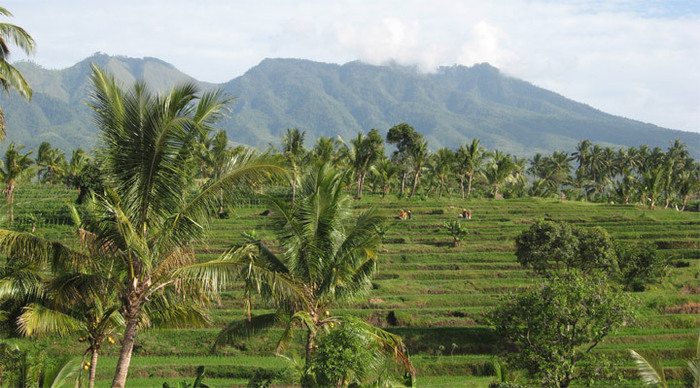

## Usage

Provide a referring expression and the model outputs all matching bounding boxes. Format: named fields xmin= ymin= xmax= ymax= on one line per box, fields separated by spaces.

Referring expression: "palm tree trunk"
xmin=6 ymin=182 xmax=15 ymax=224
xmin=356 ymin=173 xmax=363 ymax=199
xmin=88 ymin=347 xmax=99 ymax=388
xmin=111 ymin=305 xmax=141 ymax=388
xmin=410 ymin=170 xmax=420 ymax=198
xmin=304 ymin=329 xmax=316 ymax=370
xmin=460 ymin=175 xmax=465 ymax=199
xmin=467 ymin=173 xmax=474 ymax=198
xmin=400 ymin=172 xmax=407 ymax=196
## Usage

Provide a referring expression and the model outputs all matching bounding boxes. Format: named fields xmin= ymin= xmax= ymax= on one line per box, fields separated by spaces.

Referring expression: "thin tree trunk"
xmin=88 ymin=347 xmax=99 ymax=388
xmin=410 ymin=170 xmax=420 ymax=198
xmin=304 ymin=329 xmax=316 ymax=370
xmin=6 ymin=184 xmax=14 ymax=224
xmin=467 ymin=174 xmax=474 ymax=198
xmin=400 ymin=173 xmax=407 ymax=196
xmin=460 ymin=175 xmax=465 ymax=199
xmin=111 ymin=306 xmax=140 ymax=388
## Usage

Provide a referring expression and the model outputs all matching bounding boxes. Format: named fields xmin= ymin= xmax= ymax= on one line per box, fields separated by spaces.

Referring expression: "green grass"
xmin=6 ymin=185 xmax=700 ymax=387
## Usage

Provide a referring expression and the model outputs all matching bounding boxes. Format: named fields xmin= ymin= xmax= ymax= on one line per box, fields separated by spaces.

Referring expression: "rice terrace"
xmin=0 ymin=1 xmax=699 ymax=388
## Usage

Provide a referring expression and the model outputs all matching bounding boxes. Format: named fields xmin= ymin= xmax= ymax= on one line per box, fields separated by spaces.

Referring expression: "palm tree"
xmin=0 ymin=67 xmax=285 ymax=388
xmin=311 ymin=136 xmax=343 ymax=166
xmin=0 ymin=6 xmax=35 ymax=140
xmin=179 ymin=164 xmax=414 ymax=382
xmin=347 ymin=129 xmax=384 ymax=199
xmin=370 ymin=158 xmax=397 ymax=197
xmin=409 ymin=140 xmax=428 ymax=198
xmin=35 ymin=142 xmax=67 ymax=184
xmin=482 ymin=150 xmax=516 ymax=199
xmin=429 ymin=148 xmax=454 ymax=197
xmin=281 ymin=128 xmax=307 ymax=202
xmin=0 ymin=143 xmax=33 ymax=224
xmin=456 ymin=139 xmax=484 ymax=198
xmin=0 ymin=206 xmax=213 ymax=388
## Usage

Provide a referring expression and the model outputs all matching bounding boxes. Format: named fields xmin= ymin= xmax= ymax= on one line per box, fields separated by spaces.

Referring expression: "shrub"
xmin=488 ymin=271 xmax=633 ymax=388
xmin=312 ymin=324 xmax=379 ymax=387
xmin=444 ymin=220 xmax=468 ymax=247
xmin=615 ymin=241 xmax=668 ymax=291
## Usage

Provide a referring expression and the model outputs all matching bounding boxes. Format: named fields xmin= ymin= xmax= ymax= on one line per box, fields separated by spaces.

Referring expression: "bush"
xmin=615 ymin=241 xmax=667 ymax=291
xmin=488 ymin=271 xmax=633 ymax=388
xmin=312 ymin=324 xmax=379 ymax=387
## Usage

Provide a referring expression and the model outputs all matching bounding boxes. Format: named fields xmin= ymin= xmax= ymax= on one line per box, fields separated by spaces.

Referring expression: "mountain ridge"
xmin=2 ymin=53 xmax=698 ymax=156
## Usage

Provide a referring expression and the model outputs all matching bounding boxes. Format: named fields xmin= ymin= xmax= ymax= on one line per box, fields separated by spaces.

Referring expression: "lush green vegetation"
xmin=0 ymin=65 xmax=698 ymax=387
xmin=1 ymin=184 xmax=698 ymax=386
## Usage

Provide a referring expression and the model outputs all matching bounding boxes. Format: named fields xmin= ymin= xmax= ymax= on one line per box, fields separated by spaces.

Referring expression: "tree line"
xmin=1 ymin=123 xmax=698 ymax=227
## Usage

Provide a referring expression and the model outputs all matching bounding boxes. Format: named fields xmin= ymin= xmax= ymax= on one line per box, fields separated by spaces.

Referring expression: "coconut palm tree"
xmin=409 ymin=140 xmax=428 ymax=198
xmin=0 ymin=67 xmax=285 ymax=388
xmin=35 ymin=142 xmax=67 ymax=184
xmin=347 ymin=129 xmax=384 ymax=199
xmin=482 ymin=150 xmax=517 ymax=199
xmin=0 ymin=6 xmax=35 ymax=140
xmin=370 ymin=158 xmax=397 ymax=197
xmin=0 ymin=143 xmax=33 ymax=224
xmin=282 ymin=128 xmax=307 ymax=202
xmin=428 ymin=148 xmax=454 ymax=197
xmin=456 ymin=139 xmax=484 ymax=198
xmin=178 ymin=164 xmax=414 ymax=383
xmin=90 ymin=67 xmax=286 ymax=387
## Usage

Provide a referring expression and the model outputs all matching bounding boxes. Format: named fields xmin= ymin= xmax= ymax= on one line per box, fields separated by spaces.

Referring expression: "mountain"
xmin=2 ymin=53 xmax=698 ymax=156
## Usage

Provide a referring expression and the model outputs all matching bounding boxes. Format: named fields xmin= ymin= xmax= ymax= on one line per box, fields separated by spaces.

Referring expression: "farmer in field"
xmin=407 ymin=210 xmax=413 ymax=219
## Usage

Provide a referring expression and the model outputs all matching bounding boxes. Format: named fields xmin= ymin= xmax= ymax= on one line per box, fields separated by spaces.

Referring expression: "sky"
xmin=5 ymin=0 xmax=700 ymax=133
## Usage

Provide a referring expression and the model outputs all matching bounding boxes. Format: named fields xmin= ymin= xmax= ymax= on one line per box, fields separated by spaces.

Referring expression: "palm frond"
xmin=45 ymin=357 xmax=82 ymax=388
xmin=629 ymin=349 xmax=667 ymax=387
xmin=0 ymin=229 xmax=88 ymax=272
xmin=0 ymin=60 xmax=31 ymax=99
xmin=17 ymin=303 xmax=85 ymax=337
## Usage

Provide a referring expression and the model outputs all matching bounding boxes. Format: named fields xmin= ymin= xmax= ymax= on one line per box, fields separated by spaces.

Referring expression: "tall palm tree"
xmin=281 ymin=128 xmax=307 ymax=202
xmin=0 ymin=143 xmax=33 ymax=223
xmin=179 ymin=164 xmax=414 ymax=382
xmin=0 ymin=206 xmax=213 ymax=388
xmin=35 ymin=142 xmax=67 ymax=184
xmin=428 ymin=147 xmax=454 ymax=197
xmin=370 ymin=158 xmax=397 ymax=197
xmin=456 ymin=139 xmax=484 ymax=198
xmin=409 ymin=140 xmax=428 ymax=198
xmin=0 ymin=67 xmax=285 ymax=388
xmin=347 ymin=129 xmax=384 ymax=199
xmin=0 ymin=6 xmax=35 ymax=140
xmin=482 ymin=150 xmax=516 ymax=199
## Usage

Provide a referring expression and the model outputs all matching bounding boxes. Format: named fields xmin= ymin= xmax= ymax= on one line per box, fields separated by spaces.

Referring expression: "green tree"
xmin=615 ymin=241 xmax=667 ymax=292
xmin=0 ymin=143 xmax=33 ymax=224
xmin=0 ymin=6 xmax=35 ymax=139
xmin=456 ymin=139 xmax=484 ymax=198
xmin=428 ymin=147 xmax=454 ymax=197
xmin=0 ymin=67 xmax=285 ymax=388
xmin=515 ymin=221 xmax=617 ymax=275
xmin=444 ymin=220 xmax=467 ymax=247
xmin=370 ymin=158 xmax=397 ymax=197
xmin=489 ymin=271 xmax=632 ymax=388
xmin=281 ymin=128 xmax=307 ymax=202
xmin=483 ymin=150 xmax=517 ymax=199
xmin=348 ymin=129 xmax=384 ymax=199
xmin=179 ymin=164 xmax=414 ymax=382
xmin=35 ymin=142 xmax=67 ymax=184
xmin=386 ymin=123 xmax=423 ymax=197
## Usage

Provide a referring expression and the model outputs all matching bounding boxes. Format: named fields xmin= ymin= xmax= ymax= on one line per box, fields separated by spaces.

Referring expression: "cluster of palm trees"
xmin=272 ymin=126 xmax=698 ymax=209
xmin=0 ymin=67 xmax=414 ymax=387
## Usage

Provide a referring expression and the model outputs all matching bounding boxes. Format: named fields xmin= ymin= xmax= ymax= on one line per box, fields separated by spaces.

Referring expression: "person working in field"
xmin=459 ymin=209 xmax=472 ymax=219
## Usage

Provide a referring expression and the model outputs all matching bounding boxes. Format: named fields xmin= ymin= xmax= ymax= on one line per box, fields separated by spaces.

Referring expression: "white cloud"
xmin=3 ymin=0 xmax=700 ymax=133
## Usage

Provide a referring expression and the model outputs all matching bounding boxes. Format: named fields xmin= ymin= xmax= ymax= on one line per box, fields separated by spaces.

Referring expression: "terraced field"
xmin=9 ymin=185 xmax=700 ymax=387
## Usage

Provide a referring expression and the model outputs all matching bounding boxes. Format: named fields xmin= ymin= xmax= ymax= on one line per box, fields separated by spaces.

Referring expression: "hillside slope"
xmin=1 ymin=54 xmax=698 ymax=155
